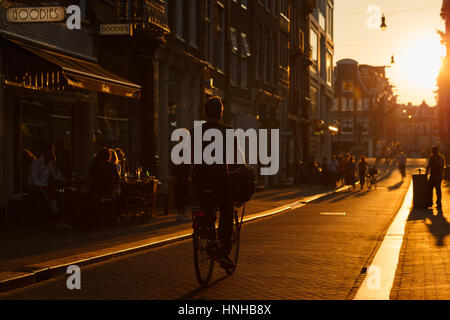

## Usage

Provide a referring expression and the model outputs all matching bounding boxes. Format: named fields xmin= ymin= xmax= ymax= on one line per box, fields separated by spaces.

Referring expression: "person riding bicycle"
xmin=368 ymin=163 xmax=378 ymax=180
xmin=191 ymin=97 xmax=245 ymax=268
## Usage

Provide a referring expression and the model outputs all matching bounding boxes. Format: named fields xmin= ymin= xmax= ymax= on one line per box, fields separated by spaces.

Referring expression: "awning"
xmin=7 ymin=38 xmax=141 ymax=99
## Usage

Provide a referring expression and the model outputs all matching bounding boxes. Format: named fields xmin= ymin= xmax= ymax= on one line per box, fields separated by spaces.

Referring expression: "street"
xmin=0 ymin=160 xmax=425 ymax=300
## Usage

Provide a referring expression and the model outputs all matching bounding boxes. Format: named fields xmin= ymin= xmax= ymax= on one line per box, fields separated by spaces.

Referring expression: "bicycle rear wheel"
xmin=224 ymin=208 xmax=241 ymax=275
xmin=193 ymin=213 xmax=214 ymax=286
xmin=367 ymin=175 xmax=373 ymax=191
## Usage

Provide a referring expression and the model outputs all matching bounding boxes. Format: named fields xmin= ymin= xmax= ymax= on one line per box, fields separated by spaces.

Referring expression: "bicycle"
xmin=367 ymin=168 xmax=378 ymax=191
xmin=192 ymin=190 xmax=245 ymax=287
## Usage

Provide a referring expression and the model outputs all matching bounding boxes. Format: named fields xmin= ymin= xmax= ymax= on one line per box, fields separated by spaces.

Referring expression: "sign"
xmin=6 ymin=7 xmax=65 ymax=23
xmin=99 ymin=24 xmax=131 ymax=36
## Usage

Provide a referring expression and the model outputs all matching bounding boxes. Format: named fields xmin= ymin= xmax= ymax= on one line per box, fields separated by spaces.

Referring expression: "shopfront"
xmin=0 ymin=34 xmax=140 ymax=206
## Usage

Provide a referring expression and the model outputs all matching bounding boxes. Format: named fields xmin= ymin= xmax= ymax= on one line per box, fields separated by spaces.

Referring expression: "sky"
xmin=334 ymin=0 xmax=446 ymax=106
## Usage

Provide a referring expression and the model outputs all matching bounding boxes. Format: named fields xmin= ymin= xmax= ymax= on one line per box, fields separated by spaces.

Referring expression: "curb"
xmin=0 ymin=185 xmax=351 ymax=293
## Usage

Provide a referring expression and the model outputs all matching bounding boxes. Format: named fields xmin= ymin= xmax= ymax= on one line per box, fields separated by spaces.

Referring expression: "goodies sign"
xmin=6 ymin=7 xmax=66 ymax=23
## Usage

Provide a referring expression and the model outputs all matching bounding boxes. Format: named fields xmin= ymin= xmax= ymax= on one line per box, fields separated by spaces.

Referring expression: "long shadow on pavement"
xmin=175 ymin=274 xmax=229 ymax=300
xmin=388 ymin=180 xmax=404 ymax=191
xmin=408 ymin=207 xmax=450 ymax=247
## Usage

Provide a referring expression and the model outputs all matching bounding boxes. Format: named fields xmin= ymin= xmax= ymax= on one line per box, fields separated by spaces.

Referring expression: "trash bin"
xmin=412 ymin=168 xmax=432 ymax=208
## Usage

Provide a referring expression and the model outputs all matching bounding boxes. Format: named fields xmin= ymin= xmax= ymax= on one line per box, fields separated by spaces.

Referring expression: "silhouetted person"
xmin=346 ymin=156 xmax=356 ymax=189
xmin=426 ymin=146 xmax=445 ymax=208
xmin=397 ymin=151 xmax=407 ymax=180
xmin=192 ymin=97 xmax=245 ymax=267
xmin=358 ymin=156 xmax=368 ymax=190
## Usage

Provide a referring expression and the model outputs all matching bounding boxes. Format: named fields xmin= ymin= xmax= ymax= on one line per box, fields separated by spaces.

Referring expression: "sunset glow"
xmin=335 ymin=0 xmax=445 ymax=105
xmin=389 ymin=32 xmax=446 ymax=104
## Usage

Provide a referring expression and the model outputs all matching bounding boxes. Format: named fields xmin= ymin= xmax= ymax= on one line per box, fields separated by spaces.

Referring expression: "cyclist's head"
xmin=204 ymin=96 xmax=224 ymax=122
xmin=431 ymin=146 xmax=439 ymax=155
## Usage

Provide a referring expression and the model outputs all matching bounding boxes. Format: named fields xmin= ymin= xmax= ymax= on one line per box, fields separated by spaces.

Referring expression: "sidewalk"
xmin=0 ymin=183 xmax=341 ymax=291
xmin=391 ymin=182 xmax=450 ymax=300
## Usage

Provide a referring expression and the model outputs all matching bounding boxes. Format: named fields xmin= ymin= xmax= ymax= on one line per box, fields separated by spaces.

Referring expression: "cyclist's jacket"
xmin=191 ymin=121 xmax=245 ymax=191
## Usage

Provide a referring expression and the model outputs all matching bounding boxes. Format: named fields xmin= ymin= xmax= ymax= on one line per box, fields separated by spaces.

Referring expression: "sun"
xmin=390 ymin=32 xmax=446 ymax=104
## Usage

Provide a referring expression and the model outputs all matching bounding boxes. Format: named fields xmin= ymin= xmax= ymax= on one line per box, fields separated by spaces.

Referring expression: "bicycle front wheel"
xmin=224 ymin=208 xmax=241 ymax=275
xmin=193 ymin=215 xmax=214 ymax=287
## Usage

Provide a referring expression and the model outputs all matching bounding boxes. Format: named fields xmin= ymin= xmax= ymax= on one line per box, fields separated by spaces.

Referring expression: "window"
xmin=262 ymin=28 xmax=268 ymax=81
xmin=363 ymin=98 xmax=370 ymax=111
xmin=356 ymin=118 xmax=369 ymax=134
xmin=310 ymin=29 xmax=318 ymax=64
xmin=189 ymin=0 xmax=198 ymax=46
xmin=215 ymin=2 xmax=225 ymax=71
xmin=230 ymin=28 xmax=239 ymax=85
xmin=230 ymin=27 xmax=238 ymax=52
xmin=331 ymin=98 xmax=338 ymax=111
xmin=174 ymin=0 xmax=184 ymax=39
xmin=280 ymin=32 xmax=288 ymax=69
xmin=342 ymin=80 xmax=353 ymax=92
xmin=204 ymin=0 xmax=213 ymax=63
xmin=326 ymin=50 xmax=333 ymax=85
xmin=268 ymin=34 xmax=276 ymax=84
xmin=241 ymin=33 xmax=250 ymax=88
xmin=342 ymin=97 xmax=353 ymax=111
xmin=356 ymin=98 xmax=363 ymax=111
xmin=310 ymin=86 xmax=318 ymax=118
xmin=255 ymin=23 xmax=261 ymax=79
xmin=299 ymin=29 xmax=304 ymax=52
xmin=343 ymin=118 xmax=353 ymax=134
xmin=318 ymin=11 xmax=326 ymax=30
xmin=326 ymin=2 xmax=333 ymax=39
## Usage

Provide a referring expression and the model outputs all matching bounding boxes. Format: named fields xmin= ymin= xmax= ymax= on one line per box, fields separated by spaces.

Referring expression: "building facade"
xmin=0 ymin=0 xmax=167 ymax=212
xmin=308 ymin=0 xmax=335 ymax=162
xmin=332 ymin=59 xmax=396 ymax=157
xmin=438 ymin=0 xmax=450 ymax=159
xmin=395 ymin=101 xmax=440 ymax=158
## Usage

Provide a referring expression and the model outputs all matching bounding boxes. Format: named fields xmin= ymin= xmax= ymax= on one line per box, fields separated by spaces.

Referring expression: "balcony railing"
xmin=116 ymin=0 xmax=169 ymax=34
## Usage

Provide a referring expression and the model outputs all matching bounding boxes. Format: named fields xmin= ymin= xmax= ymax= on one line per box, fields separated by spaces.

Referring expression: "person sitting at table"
xmin=89 ymin=148 xmax=120 ymax=197
xmin=28 ymin=144 xmax=71 ymax=229
xmin=109 ymin=149 xmax=122 ymax=198
xmin=115 ymin=148 xmax=128 ymax=179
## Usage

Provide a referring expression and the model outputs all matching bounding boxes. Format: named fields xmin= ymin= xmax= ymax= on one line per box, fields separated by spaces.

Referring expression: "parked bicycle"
xmin=192 ymin=190 xmax=245 ymax=287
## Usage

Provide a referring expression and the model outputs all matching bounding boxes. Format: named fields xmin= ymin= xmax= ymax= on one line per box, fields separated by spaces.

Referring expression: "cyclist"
xmin=367 ymin=163 xmax=378 ymax=185
xmin=191 ymin=97 xmax=245 ymax=267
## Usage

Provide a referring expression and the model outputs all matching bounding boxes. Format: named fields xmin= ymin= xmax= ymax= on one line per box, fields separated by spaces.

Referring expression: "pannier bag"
xmin=230 ymin=166 xmax=255 ymax=203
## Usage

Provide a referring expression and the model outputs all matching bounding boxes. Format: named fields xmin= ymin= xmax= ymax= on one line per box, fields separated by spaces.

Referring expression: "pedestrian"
xmin=358 ymin=156 xmax=368 ymax=190
xmin=28 ymin=144 xmax=70 ymax=229
xmin=397 ymin=151 xmax=407 ymax=180
xmin=109 ymin=149 xmax=122 ymax=198
xmin=426 ymin=146 xmax=445 ymax=208
xmin=345 ymin=156 xmax=356 ymax=189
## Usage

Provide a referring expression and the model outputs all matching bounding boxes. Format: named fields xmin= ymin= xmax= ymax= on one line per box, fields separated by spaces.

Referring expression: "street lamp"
xmin=380 ymin=14 xmax=387 ymax=30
